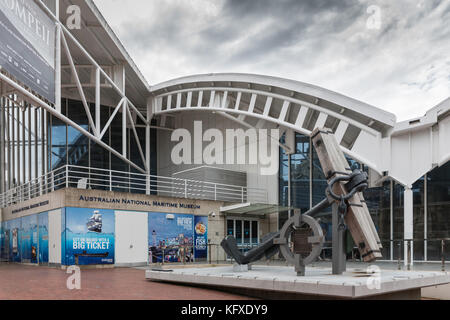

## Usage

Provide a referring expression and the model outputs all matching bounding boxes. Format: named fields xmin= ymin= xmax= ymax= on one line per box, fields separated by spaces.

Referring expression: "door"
xmin=115 ymin=211 xmax=148 ymax=266
xmin=48 ymin=209 xmax=61 ymax=265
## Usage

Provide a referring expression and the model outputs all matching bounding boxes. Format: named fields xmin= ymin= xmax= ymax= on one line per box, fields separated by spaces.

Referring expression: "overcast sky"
xmin=93 ymin=0 xmax=450 ymax=121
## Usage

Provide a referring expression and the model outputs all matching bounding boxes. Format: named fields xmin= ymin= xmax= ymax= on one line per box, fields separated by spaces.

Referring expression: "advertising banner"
xmin=0 ymin=222 xmax=7 ymax=261
xmin=194 ymin=216 xmax=208 ymax=260
xmin=38 ymin=212 xmax=48 ymax=263
xmin=63 ymin=207 xmax=115 ymax=265
xmin=20 ymin=214 xmax=38 ymax=263
xmin=9 ymin=218 xmax=21 ymax=262
xmin=148 ymin=212 xmax=194 ymax=263
xmin=0 ymin=0 xmax=56 ymax=102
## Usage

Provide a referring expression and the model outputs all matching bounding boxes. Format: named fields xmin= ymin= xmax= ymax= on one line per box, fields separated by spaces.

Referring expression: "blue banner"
xmin=20 ymin=215 xmax=38 ymax=263
xmin=9 ymin=219 xmax=20 ymax=262
xmin=194 ymin=216 xmax=208 ymax=260
xmin=148 ymin=212 xmax=194 ymax=263
xmin=38 ymin=212 xmax=48 ymax=263
xmin=63 ymin=207 xmax=115 ymax=265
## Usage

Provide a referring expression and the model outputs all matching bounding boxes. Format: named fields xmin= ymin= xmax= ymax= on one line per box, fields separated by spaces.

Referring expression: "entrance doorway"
xmin=226 ymin=219 xmax=259 ymax=254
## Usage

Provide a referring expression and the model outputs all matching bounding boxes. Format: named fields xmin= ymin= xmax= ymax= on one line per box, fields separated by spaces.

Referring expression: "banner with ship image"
xmin=63 ymin=207 xmax=115 ymax=265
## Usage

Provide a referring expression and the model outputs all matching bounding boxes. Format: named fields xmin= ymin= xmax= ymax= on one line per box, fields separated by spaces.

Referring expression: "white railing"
xmin=0 ymin=165 xmax=268 ymax=208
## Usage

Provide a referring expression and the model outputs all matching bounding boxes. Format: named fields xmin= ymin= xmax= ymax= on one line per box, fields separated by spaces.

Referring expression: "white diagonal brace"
xmin=218 ymin=111 xmax=291 ymax=153
xmin=127 ymin=98 xmax=148 ymax=124
xmin=95 ymin=67 xmax=101 ymax=134
xmin=60 ymin=29 xmax=98 ymax=137
xmin=0 ymin=72 xmax=146 ymax=173
xmin=99 ymin=97 xmax=125 ymax=140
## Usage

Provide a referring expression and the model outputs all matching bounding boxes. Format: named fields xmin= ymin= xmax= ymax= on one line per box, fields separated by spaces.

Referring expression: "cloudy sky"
xmin=93 ymin=0 xmax=450 ymax=121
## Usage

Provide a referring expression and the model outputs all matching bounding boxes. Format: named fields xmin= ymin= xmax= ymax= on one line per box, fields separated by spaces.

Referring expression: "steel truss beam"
xmin=0 ymin=73 xmax=146 ymax=174
xmin=13 ymin=0 xmax=152 ymax=174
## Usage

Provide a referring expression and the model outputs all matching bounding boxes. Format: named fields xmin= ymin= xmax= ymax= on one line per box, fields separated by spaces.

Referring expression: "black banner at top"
xmin=0 ymin=0 xmax=55 ymax=102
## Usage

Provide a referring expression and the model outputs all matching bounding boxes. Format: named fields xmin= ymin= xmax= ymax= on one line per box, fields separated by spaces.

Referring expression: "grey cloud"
xmin=94 ymin=0 xmax=450 ymax=120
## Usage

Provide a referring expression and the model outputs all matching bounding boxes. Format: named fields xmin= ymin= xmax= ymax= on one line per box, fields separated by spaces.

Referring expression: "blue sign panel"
xmin=38 ymin=212 xmax=48 ymax=263
xmin=148 ymin=212 xmax=194 ymax=263
xmin=9 ymin=218 xmax=21 ymax=262
xmin=63 ymin=207 xmax=115 ymax=265
xmin=20 ymin=215 xmax=38 ymax=263
xmin=194 ymin=216 xmax=208 ymax=260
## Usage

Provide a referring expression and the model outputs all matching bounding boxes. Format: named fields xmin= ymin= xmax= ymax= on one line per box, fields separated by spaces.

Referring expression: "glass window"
xmin=363 ymin=180 xmax=391 ymax=259
xmin=243 ymin=220 xmax=250 ymax=245
xmin=412 ymin=177 xmax=425 ymax=260
xmin=89 ymin=104 xmax=110 ymax=190
xmin=235 ymin=220 xmax=242 ymax=245
xmin=50 ymin=114 xmax=67 ymax=170
xmin=227 ymin=220 xmax=234 ymax=236
xmin=392 ymin=183 xmax=404 ymax=260
xmin=279 ymin=133 xmax=311 ymax=229
xmin=279 ymin=134 xmax=289 ymax=208
xmin=291 ymin=134 xmax=310 ymax=213
xmin=251 ymin=221 xmax=258 ymax=245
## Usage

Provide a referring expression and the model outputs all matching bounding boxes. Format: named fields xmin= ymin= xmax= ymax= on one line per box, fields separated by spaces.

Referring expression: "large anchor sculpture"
xmin=221 ymin=129 xmax=382 ymax=276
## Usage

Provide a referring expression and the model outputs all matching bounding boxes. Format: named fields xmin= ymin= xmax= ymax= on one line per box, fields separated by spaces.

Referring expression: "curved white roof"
xmin=150 ymin=73 xmax=397 ymax=129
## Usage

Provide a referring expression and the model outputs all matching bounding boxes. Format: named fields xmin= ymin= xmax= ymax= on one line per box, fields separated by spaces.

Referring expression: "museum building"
xmin=0 ymin=0 xmax=449 ymax=267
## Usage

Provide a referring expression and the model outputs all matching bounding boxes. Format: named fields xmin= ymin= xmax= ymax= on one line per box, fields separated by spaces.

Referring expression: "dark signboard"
xmin=194 ymin=215 xmax=208 ymax=260
xmin=0 ymin=0 xmax=55 ymax=102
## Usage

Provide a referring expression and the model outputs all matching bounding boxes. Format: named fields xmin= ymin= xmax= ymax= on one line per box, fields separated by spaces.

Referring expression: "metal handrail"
xmin=0 ymin=164 xmax=268 ymax=207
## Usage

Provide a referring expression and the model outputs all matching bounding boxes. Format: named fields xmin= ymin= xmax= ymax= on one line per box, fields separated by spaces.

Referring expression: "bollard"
xmin=442 ymin=240 xmax=445 ymax=272
xmin=397 ymin=241 xmax=401 ymax=270
xmin=208 ymin=241 xmax=211 ymax=265
xmin=407 ymin=240 xmax=411 ymax=271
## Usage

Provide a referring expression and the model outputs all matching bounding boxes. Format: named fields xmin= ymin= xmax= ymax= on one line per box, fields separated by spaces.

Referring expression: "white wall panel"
xmin=157 ymin=111 xmax=278 ymax=204
xmin=115 ymin=210 xmax=148 ymax=266
xmin=48 ymin=208 xmax=61 ymax=264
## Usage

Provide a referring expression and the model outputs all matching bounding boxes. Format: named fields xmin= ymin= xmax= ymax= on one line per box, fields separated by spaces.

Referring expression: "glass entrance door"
xmin=226 ymin=219 xmax=259 ymax=254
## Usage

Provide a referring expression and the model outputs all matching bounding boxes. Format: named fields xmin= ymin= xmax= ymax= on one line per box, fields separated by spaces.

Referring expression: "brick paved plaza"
xmin=0 ymin=264 xmax=252 ymax=300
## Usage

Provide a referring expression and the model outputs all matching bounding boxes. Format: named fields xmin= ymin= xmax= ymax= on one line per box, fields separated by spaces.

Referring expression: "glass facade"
xmin=0 ymin=95 xmax=47 ymax=192
xmin=47 ymin=98 xmax=157 ymax=192
xmin=363 ymin=181 xmax=391 ymax=259
xmin=226 ymin=218 xmax=259 ymax=253
xmin=427 ymin=162 xmax=450 ymax=261
xmin=278 ymin=132 xmax=450 ymax=261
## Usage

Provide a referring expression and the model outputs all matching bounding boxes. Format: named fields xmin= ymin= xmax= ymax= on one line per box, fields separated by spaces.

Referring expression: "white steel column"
xmin=55 ymin=0 xmax=61 ymax=113
xmin=0 ymin=91 xmax=4 ymax=193
xmin=34 ymin=108 xmax=38 ymax=185
xmin=145 ymin=98 xmax=154 ymax=194
xmin=55 ymin=21 xmax=61 ymax=113
xmin=28 ymin=104 xmax=32 ymax=186
xmin=424 ymin=174 xmax=428 ymax=261
xmin=21 ymin=106 xmax=25 ymax=184
xmin=390 ymin=180 xmax=394 ymax=260
xmin=122 ymin=100 xmax=127 ymax=157
xmin=404 ymin=186 xmax=414 ymax=266
xmin=12 ymin=101 xmax=15 ymax=186
xmin=7 ymin=100 xmax=11 ymax=190
xmin=95 ymin=67 xmax=101 ymax=133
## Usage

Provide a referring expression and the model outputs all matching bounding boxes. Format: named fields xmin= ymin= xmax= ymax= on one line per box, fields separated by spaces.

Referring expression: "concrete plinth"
xmin=233 ymin=264 xmax=252 ymax=272
xmin=145 ymin=265 xmax=450 ymax=300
